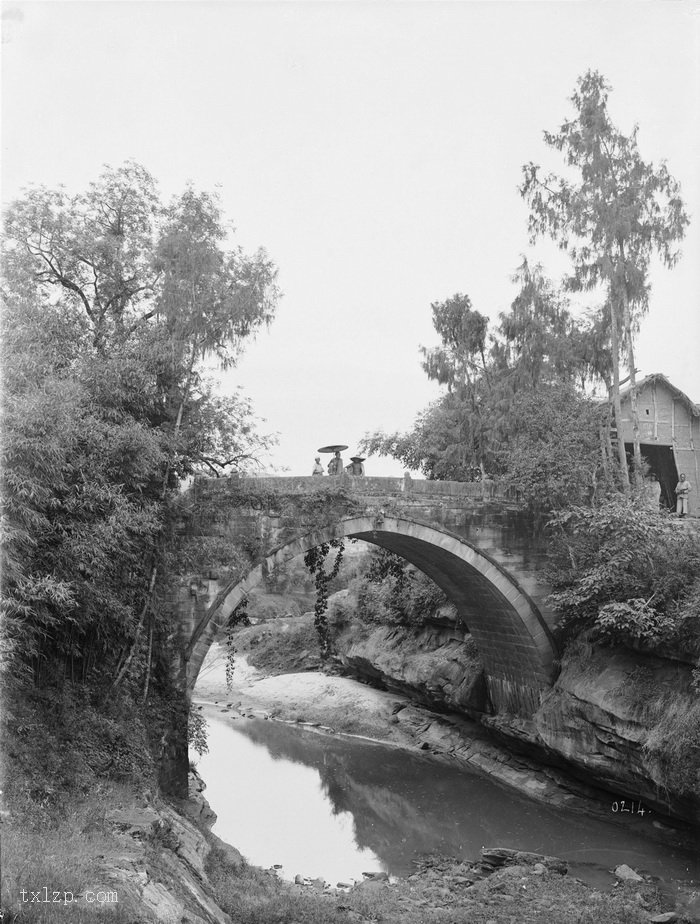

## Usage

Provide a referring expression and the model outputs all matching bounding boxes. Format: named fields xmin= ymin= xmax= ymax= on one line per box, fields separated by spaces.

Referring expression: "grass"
xmin=644 ymin=696 xmax=700 ymax=796
xmin=1 ymin=782 xmax=145 ymax=923
xmin=0 ymin=685 xmax=161 ymax=923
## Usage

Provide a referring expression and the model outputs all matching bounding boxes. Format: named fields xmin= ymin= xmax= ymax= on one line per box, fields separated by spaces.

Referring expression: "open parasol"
xmin=317 ymin=444 xmax=348 ymax=453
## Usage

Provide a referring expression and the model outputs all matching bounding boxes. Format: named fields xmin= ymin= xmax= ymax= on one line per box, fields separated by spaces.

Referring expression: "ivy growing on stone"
xmin=225 ymin=598 xmax=251 ymax=690
xmin=303 ymin=540 xmax=345 ymax=661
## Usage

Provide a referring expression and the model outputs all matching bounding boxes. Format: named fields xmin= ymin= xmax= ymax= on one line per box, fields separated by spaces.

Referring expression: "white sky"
xmin=3 ymin=1 xmax=699 ymax=476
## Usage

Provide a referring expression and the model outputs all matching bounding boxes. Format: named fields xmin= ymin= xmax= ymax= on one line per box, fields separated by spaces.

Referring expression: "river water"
xmin=195 ymin=708 xmax=698 ymax=889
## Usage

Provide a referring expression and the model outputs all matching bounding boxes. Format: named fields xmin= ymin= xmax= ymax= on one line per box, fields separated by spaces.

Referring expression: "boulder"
xmin=614 ymin=864 xmax=644 ymax=882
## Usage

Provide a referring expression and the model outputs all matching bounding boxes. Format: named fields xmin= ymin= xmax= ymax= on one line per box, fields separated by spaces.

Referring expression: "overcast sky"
xmin=3 ymin=1 xmax=699 ymax=476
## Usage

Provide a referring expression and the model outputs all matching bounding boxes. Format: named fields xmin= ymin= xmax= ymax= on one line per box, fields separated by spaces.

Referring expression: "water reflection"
xmin=196 ymin=709 xmax=698 ymax=887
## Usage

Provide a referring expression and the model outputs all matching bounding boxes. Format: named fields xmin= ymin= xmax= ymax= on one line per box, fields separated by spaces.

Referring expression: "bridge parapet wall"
xmin=188 ymin=473 xmax=505 ymax=540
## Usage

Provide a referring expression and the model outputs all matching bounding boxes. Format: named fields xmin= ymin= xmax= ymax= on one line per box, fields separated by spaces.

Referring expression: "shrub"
xmin=242 ymin=617 xmax=321 ymax=675
xmin=547 ymin=497 xmax=700 ymax=646
xmin=352 ymin=548 xmax=450 ymax=629
xmin=593 ymin=599 xmax=674 ymax=645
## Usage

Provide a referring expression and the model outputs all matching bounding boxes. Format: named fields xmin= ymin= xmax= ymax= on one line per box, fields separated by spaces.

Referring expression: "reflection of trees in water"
xmin=227 ymin=719 xmax=699 ymax=881
xmin=232 ymin=721 xmax=518 ymax=870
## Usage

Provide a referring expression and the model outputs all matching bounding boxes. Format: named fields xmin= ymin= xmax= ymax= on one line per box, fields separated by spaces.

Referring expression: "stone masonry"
xmin=173 ymin=474 xmax=558 ymax=712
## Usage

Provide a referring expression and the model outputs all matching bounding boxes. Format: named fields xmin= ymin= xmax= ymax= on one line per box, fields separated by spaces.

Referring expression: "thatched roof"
xmin=619 ymin=373 xmax=700 ymax=417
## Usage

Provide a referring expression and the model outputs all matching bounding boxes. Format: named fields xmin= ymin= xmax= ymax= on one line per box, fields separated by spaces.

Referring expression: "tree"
xmin=494 ymin=259 xmax=592 ymax=391
xmin=497 ymin=384 xmax=603 ymax=512
xmin=363 ymin=271 xmax=599 ymax=497
xmin=3 ymin=161 xmax=161 ymax=351
xmin=362 ymin=396 xmax=481 ymax=481
xmin=419 ymin=295 xmax=492 ymax=479
xmin=1 ymin=163 xmax=279 ymax=697
xmin=521 ymin=71 xmax=688 ymax=488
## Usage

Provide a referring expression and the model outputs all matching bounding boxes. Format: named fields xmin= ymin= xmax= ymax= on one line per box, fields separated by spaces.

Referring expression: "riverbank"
xmin=193 ymin=644 xmax=694 ymax=844
xmin=203 ymin=835 xmax=689 ymax=924
xmin=191 ymin=647 xmax=700 ymax=923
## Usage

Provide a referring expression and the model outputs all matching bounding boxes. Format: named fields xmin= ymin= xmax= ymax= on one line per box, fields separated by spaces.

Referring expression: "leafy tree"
xmin=362 ymin=395 xmax=484 ymax=481
xmin=1 ymin=293 xmax=164 ymax=690
xmin=493 ymin=259 xmax=594 ymax=391
xmin=419 ymin=294 xmax=492 ymax=479
xmin=521 ymin=71 xmax=689 ymax=487
xmin=363 ymin=269 xmax=601 ymax=500
xmin=497 ymin=384 xmax=604 ymax=513
xmin=1 ymin=163 xmax=279 ymax=702
xmin=3 ymin=161 xmax=161 ymax=350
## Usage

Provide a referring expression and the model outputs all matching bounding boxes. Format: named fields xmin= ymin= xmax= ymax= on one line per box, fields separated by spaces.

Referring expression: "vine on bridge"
xmin=304 ymin=539 xmax=345 ymax=661
xmin=225 ymin=598 xmax=251 ymax=690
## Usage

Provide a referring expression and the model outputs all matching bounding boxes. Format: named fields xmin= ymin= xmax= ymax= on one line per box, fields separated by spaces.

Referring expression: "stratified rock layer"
xmin=333 ymin=613 xmax=700 ymax=824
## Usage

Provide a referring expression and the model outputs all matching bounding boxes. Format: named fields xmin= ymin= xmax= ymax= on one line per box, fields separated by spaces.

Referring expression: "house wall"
xmin=618 ymin=379 xmax=700 ymax=516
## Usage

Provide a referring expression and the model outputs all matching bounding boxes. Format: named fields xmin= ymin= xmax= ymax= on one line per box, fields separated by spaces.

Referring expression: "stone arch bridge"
xmin=171 ymin=472 xmax=558 ymax=704
xmin=161 ymin=473 xmax=560 ymax=793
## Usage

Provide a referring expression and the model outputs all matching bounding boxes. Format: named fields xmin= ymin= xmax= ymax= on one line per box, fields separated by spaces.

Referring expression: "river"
xmin=194 ymin=707 xmax=698 ymax=890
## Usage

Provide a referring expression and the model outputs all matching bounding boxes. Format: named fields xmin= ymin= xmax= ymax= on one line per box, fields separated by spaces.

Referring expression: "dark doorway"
xmin=626 ymin=443 xmax=678 ymax=510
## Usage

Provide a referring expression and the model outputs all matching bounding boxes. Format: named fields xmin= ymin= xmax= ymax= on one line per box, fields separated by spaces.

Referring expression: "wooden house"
xmin=616 ymin=373 xmax=700 ymax=515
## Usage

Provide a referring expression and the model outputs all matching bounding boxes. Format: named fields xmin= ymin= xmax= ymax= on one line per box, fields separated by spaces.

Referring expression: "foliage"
xmin=547 ymin=498 xmax=700 ymax=644
xmin=362 ymin=397 xmax=474 ymax=481
xmin=496 ymin=384 xmax=606 ymax=511
xmin=417 ymin=294 xmax=493 ymax=475
xmin=362 ymin=262 xmax=603 ymax=499
xmin=354 ymin=548 xmax=449 ymax=628
xmin=521 ymin=70 xmax=688 ymax=485
xmin=1 ymin=163 xmax=279 ymax=813
xmin=692 ymin=663 xmax=700 ymax=695
xmin=239 ymin=615 xmax=322 ymax=676
xmin=1 ymin=785 xmax=142 ymax=924
xmin=188 ymin=707 xmax=209 ymax=757
xmin=303 ymin=540 xmax=345 ymax=660
xmin=224 ymin=599 xmax=251 ymax=689
xmin=593 ymin=599 xmax=673 ymax=645
xmin=1 ymin=684 xmax=158 ymax=829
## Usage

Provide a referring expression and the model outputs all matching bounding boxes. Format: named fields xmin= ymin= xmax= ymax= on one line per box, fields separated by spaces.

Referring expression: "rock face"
xmin=333 ymin=613 xmax=700 ymax=824
xmin=335 ymin=611 xmax=488 ymax=719
xmin=100 ymin=772 xmax=237 ymax=924
xmin=529 ymin=646 xmax=699 ymax=822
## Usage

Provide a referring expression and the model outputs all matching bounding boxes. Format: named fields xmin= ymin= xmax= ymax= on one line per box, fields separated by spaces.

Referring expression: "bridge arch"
xmin=184 ymin=515 xmax=557 ymax=715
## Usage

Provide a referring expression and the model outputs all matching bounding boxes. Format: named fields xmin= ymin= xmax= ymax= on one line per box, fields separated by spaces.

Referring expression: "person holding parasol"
xmin=318 ymin=444 xmax=348 ymax=476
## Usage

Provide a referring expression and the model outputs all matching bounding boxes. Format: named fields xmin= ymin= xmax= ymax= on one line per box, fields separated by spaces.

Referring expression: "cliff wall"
xmin=333 ymin=614 xmax=700 ymax=826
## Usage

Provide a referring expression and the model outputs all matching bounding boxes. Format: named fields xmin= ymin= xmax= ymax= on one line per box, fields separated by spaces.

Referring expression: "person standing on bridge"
xmin=346 ymin=456 xmax=365 ymax=476
xmin=312 ymin=456 xmax=324 ymax=475
xmin=675 ymin=473 xmax=692 ymax=517
xmin=328 ymin=450 xmax=344 ymax=475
